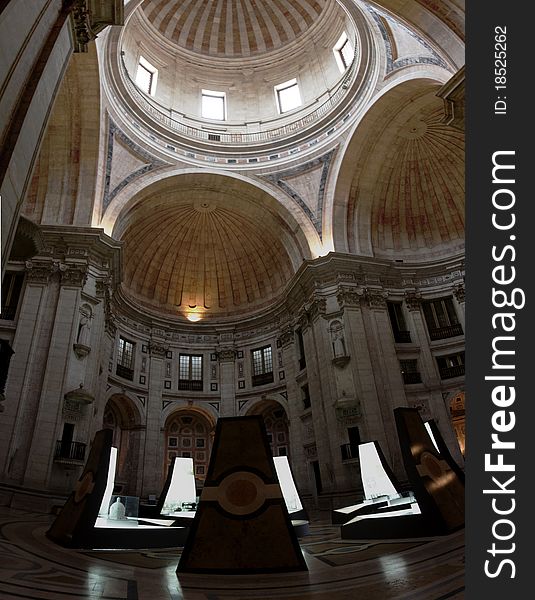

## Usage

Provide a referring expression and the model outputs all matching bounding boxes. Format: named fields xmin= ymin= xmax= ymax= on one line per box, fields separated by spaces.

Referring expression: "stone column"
xmin=0 ymin=261 xmax=56 ymax=483
xmin=217 ymin=348 xmax=237 ymax=417
xmin=24 ymin=263 xmax=89 ymax=490
xmin=359 ymin=287 xmax=408 ymax=479
xmin=278 ymin=324 xmax=309 ymax=496
xmin=141 ymin=339 xmax=167 ymax=497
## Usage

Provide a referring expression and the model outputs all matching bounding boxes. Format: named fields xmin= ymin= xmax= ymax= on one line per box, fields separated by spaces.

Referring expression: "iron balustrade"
xmin=402 ymin=371 xmax=422 ymax=385
xmin=394 ymin=330 xmax=412 ymax=343
xmin=178 ymin=379 xmax=203 ymax=391
xmin=116 ymin=364 xmax=134 ymax=380
xmin=252 ymin=372 xmax=274 ymax=387
xmin=54 ymin=440 xmax=86 ymax=462
xmin=439 ymin=364 xmax=465 ymax=379
xmin=428 ymin=323 xmax=464 ymax=341
xmin=340 ymin=443 xmax=360 ymax=461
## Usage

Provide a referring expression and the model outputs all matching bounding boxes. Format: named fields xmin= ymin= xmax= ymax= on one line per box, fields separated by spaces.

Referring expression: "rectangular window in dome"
xmin=135 ymin=56 xmax=158 ymax=96
xmin=117 ymin=337 xmax=135 ymax=380
xmin=202 ymin=90 xmax=226 ymax=120
xmin=334 ymin=32 xmax=354 ymax=72
xmin=275 ymin=79 xmax=302 ymax=114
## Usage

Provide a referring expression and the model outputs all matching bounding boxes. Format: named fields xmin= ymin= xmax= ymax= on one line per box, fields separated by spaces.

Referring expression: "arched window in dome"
xmin=334 ymin=31 xmax=354 ymax=73
xmin=202 ymin=89 xmax=226 ymax=121
xmin=275 ymin=78 xmax=302 ymax=114
xmin=135 ymin=56 xmax=158 ymax=96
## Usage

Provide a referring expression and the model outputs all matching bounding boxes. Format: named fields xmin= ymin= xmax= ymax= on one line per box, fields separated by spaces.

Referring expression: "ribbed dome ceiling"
xmin=371 ymin=106 xmax=464 ymax=256
xmin=120 ymin=187 xmax=298 ymax=319
xmin=140 ymin=0 xmax=326 ymax=58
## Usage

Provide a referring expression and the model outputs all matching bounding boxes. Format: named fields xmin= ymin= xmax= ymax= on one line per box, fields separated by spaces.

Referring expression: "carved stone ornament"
xmin=453 ymin=283 xmax=465 ymax=303
xmin=278 ymin=326 xmax=294 ymax=347
xmin=404 ymin=290 xmax=423 ymax=312
xmin=96 ymin=278 xmax=110 ymax=298
xmin=336 ymin=286 xmax=363 ymax=309
xmin=25 ymin=260 xmax=53 ymax=284
xmin=332 ymin=355 xmax=350 ymax=368
xmin=61 ymin=265 xmax=88 ymax=288
xmin=362 ymin=288 xmax=388 ymax=310
xmin=73 ymin=343 xmax=91 ymax=359
xmin=296 ymin=310 xmax=310 ymax=330
xmin=149 ymin=342 xmax=168 ymax=358
xmin=307 ymin=296 xmax=327 ymax=321
xmin=68 ymin=0 xmax=124 ymax=53
xmin=217 ymin=348 xmax=237 ymax=362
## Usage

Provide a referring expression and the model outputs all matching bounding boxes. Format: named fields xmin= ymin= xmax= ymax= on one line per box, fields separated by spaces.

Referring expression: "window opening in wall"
xmin=334 ymin=31 xmax=354 ymax=72
xmin=275 ymin=78 xmax=302 ymax=114
xmin=399 ymin=359 xmax=422 ymax=384
xmin=116 ymin=337 xmax=135 ymax=380
xmin=437 ymin=352 xmax=465 ymax=379
xmin=341 ymin=426 xmax=360 ymax=460
xmin=202 ymin=89 xmax=226 ymax=120
xmin=1 ymin=271 xmax=24 ymax=320
xmin=301 ymin=383 xmax=311 ymax=410
xmin=179 ymin=354 xmax=203 ymax=390
xmin=296 ymin=328 xmax=306 ymax=370
xmin=387 ymin=301 xmax=411 ymax=343
xmin=422 ymin=297 xmax=463 ymax=340
xmin=135 ymin=56 xmax=157 ymax=96
xmin=312 ymin=460 xmax=323 ymax=494
xmin=251 ymin=345 xmax=274 ymax=386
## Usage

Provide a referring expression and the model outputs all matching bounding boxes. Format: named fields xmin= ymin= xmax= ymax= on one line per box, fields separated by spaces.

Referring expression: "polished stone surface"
xmin=0 ymin=507 xmax=464 ymax=599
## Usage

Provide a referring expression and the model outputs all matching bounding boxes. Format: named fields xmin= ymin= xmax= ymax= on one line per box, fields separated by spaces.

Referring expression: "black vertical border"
xmin=466 ymin=1 xmax=531 ymax=596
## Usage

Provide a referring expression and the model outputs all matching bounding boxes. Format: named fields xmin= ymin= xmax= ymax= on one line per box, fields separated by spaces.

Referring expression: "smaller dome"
xmin=118 ymin=177 xmax=305 ymax=320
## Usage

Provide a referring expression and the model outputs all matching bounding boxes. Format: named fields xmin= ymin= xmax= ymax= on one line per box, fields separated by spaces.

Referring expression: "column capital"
xmin=217 ymin=348 xmax=237 ymax=362
xmin=362 ymin=287 xmax=388 ymax=310
xmin=404 ymin=290 xmax=423 ymax=311
xmin=453 ymin=282 xmax=465 ymax=303
xmin=336 ymin=285 xmax=363 ymax=309
xmin=149 ymin=341 xmax=168 ymax=359
xmin=278 ymin=325 xmax=294 ymax=348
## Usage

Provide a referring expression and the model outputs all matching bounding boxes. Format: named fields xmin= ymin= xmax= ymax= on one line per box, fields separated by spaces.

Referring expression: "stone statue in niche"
xmin=330 ymin=320 xmax=347 ymax=358
xmin=74 ymin=304 xmax=92 ymax=359
xmin=330 ymin=320 xmax=350 ymax=368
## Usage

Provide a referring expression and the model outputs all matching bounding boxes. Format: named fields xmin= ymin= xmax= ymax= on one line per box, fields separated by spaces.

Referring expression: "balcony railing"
xmin=178 ymin=379 xmax=203 ymax=391
xmin=428 ymin=323 xmax=464 ymax=341
xmin=252 ymin=372 xmax=274 ymax=387
xmin=341 ymin=443 xmax=360 ymax=461
xmin=116 ymin=364 xmax=134 ymax=380
xmin=439 ymin=364 xmax=465 ymax=379
xmin=402 ymin=371 xmax=422 ymax=385
xmin=394 ymin=330 xmax=412 ymax=343
xmin=54 ymin=440 xmax=86 ymax=462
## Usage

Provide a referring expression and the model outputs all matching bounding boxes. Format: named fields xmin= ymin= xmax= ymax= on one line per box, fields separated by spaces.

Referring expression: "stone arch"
xmin=102 ymin=393 xmax=143 ymax=496
xmin=246 ymin=398 xmax=291 ymax=459
xmin=163 ymin=406 xmax=216 ymax=487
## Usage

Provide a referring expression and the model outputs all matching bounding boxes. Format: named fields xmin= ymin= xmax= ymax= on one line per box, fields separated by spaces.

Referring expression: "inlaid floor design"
xmin=0 ymin=507 xmax=464 ymax=599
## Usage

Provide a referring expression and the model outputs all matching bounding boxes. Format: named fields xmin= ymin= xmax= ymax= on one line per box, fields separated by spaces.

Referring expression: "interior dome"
xmin=116 ymin=175 xmax=308 ymax=320
xmin=140 ymin=0 xmax=327 ymax=59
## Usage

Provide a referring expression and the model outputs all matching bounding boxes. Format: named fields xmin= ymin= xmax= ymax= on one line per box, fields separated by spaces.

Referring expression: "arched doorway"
xmin=449 ymin=392 xmax=465 ymax=456
xmin=248 ymin=400 xmax=290 ymax=459
xmin=102 ymin=394 xmax=142 ymax=495
xmin=164 ymin=409 xmax=215 ymax=489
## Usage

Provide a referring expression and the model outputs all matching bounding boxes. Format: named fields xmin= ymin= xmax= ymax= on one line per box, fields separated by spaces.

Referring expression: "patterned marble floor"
xmin=0 ymin=507 xmax=464 ymax=599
